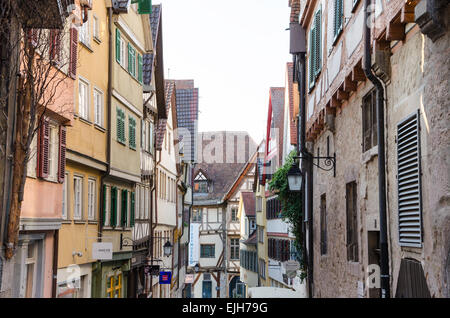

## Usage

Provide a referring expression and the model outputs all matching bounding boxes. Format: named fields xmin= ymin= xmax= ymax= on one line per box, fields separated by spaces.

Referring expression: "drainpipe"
xmin=363 ymin=0 xmax=390 ymax=298
xmin=296 ymin=52 xmax=312 ymax=298
xmin=52 ymin=229 xmax=59 ymax=298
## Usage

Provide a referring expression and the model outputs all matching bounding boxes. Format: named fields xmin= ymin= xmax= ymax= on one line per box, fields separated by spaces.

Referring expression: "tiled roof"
xmin=287 ymin=62 xmax=297 ymax=145
xmin=155 ymin=81 xmax=176 ymax=150
xmin=171 ymin=79 xmax=199 ymax=162
xmin=270 ymin=87 xmax=285 ymax=163
xmin=242 ymin=192 xmax=256 ymax=217
xmin=193 ymin=131 xmax=257 ymax=205
xmin=243 ymin=231 xmax=257 ymax=245
xmin=150 ymin=5 xmax=161 ymax=48
xmin=143 ymin=53 xmax=153 ymax=86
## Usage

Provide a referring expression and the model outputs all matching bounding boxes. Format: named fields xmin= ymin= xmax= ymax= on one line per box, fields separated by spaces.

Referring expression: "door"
xmin=202 ymin=280 xmax=212 ymax=298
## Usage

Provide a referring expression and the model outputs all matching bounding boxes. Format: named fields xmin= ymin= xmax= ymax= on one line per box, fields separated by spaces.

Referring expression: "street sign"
xmin=92 ymin=242 xmax=113 ymax=260
xmin=185 ymin=274 xmax=194 ymax=284
xmin=159 ymin=271 xmax=172 ymax=284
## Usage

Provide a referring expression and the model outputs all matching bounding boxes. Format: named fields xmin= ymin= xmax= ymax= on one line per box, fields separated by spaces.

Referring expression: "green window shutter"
xmin=121 ymin=190 xmax=128 ymax=227
xmin=132 ymin=48 xmax=136 ymax=77
xmin=116 ymin=29 xmax=121 ymax=63
xmin=130 ymin=192 xmax=135 ymax=227
xmin=111 ymin=187 xmax=117 ymax=227
xmin=333 ymin=0 xmax=338 ymax=37
xmin=129 ymin=117 xmax=136 ymax=149
xmin=117 ymin=108 xmax=125 ymax=143
xmin=315 ymin=8 xmax=322 ymax=76
xmin=102 ymin=184 xmax=107 ymax=226
xmin=138 ymin=54 xmax=143 ymax=83
xmin=309 ymin=27 xmax=316 ymax=89
xmin=138 ymin=0 xmax=152 ymax=14
xmin=127 ymin=43 xmax=132 ymax=74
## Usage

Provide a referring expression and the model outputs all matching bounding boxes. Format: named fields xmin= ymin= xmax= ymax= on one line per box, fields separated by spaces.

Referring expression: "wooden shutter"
xmin=111 ymin=187 xmax=117 ymax=227
xmin=38 ymin=118 xmax=50 ymax=178
xmin=137 ymin=0 xmax=152 ymax=14
xmin=397 ymin=111 xmax=422 ymax=247
xmin=130 ymin=192 xmax=135 ymax=227
xmin=122 ymin=190 xmax=128 ymax=227
xmin=69 ymin=27 xmax=78 ymax=78
xmin=58 ymin=126 xmax=66 ymax=183
xmin=314 ymin=8 xmax=322 ymax=77
xmin=129 ymin=117 xmax=136 ymax=149
xmin=127 ymin=43 xmax=132 ymax=74
xmin=117 ymin=108 xmax=125 ymax=143
xmin=116 ymin=28 xmax=121 ymax=63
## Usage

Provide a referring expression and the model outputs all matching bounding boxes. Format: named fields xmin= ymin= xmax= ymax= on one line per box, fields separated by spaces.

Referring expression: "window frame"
xmin=87 ymin=178 xmax=96 ymax=221
xmin=200 ymin=244 xmax=215 ymax=258
xmin=93 ymin=87 xmax=104 ymax=127
xmin=78 ymin=78 xmax=90 ymax=121
xmin=73 ymin=175 xmax=83 ymax=220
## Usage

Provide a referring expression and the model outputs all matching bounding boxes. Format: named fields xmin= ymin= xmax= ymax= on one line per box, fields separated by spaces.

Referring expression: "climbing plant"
xmin=268 ymin=149 xmax=306 ymax=280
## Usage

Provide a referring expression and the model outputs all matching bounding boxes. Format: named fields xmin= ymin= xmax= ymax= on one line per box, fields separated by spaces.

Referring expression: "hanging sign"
xmin=188 ymin=223 xmax=200 ymax=266
xmin=159 ymin=271 xmax=172 ymax=284
xmin=92 ymin=242 xmax=113 ymax=260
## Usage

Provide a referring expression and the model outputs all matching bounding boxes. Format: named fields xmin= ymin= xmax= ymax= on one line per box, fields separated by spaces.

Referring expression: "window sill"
xmin=73 ymin=220 xmax=86 ymax=224
xmin=79 ymin=117 xmax=93 ymax=126
xmin=93 ymin=36 xmax=101 ymax=44
xmin=61 ymin=220 xmax=72 ymax=224
xmin=88 ymin=220 xmax=98 ymax=224
xmin=361 ymin=145 xmax=378 ymax=164
xmin=94 ymin=124 xmax=106 ymax=133
xmin=332 ymin=28 xmax=343 ymax=47
xmin=117 ymin=140 xmax=127 ymax=146
xmin=79 ymin=41 xmax=93 ymax=53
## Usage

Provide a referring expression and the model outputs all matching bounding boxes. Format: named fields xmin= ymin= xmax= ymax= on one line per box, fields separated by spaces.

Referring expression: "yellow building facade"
xmin=57 ymin=0 xmax=108 ymax=298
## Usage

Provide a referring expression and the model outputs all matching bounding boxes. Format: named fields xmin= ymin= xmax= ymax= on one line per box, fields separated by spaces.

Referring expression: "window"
xmin=200 ymin=244 xmax=215 ymax=258
xmin=362 ymin=89 xmax=378 ymax=152
xmin=93 ymin=15 xmax=100 ymax=41
xmin=62 ymin=173 xmax=68 ymax=220
xmin=194 ymin=171 xmax=208 ymax=193
xmin=266 ymin=197 xmax=282 ymax=219
xmin=258 ymin=259 xmax=266 ymax=279
xmin=103 ymin=185 xmax=110 ymax=227
xmin=397 ymin=111 xmax=423 ymax=247
xmin=73 ymin=176 xmax=83 ymax=220
xmin=79 ymin=16 xmax=90 ymax=46
xmin=129 ymin=116 xmax=136 ymax=149
xmin=346 ymin=181 xmax=358 ymax=262
xmin=47 ymin=123 xmax=59 ymax=182
xmin=116 ymin=108 xmax=125 ymax=144
xmin=230 ymin=238 xmax=239 ymax=260
xmin=241 ymin=250 xmax=257 ymax=272
xmin=78 ymin=79 xmax=89 ymax=120
xmin=258 ymin=226 xmax=264 ymax=244
xmin=88 ymin=179 xmax=96 ymax=220
xmin=106 ymin=273 xmax=122 ymax=298
xmin=320 ymin=193 xmax=327 ymax=255
xmin=93 ymin=89 xmax=104 ymax=127
xmin=249 ymin=219 xmax=256 ymax=232
xmin=192 ymin=208 xmax=202 ymax=223
xmin=121 ymin=189 xmax=128 ymax=227
xmin=149 ymin=121 xmax=154 ymax=154
xmin=231 ymin=206 xmax=238 ymax=222
xmin=256 ymin=196 xmax=262 ymax=212
xmin=309 ymin=6 xmax=322 ymax=90
xmin=110 ymin=187 xmax=118 ymax=227
xmin=333 ymin=0 xmax=344 ymax=42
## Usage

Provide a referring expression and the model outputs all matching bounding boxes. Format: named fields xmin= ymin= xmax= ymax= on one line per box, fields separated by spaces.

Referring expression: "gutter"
xmin=363 ymin=0 xmax=390 ymax=298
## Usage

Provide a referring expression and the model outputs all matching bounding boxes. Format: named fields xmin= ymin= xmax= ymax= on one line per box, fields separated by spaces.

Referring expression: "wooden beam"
xmin=337 ymin=89 xmax=349 ymax=101
xmin=386 ymin=22 xmax=405 ymax=41
xmin=326 ymin=103 xmax=336 ymax=116
xmin=331 ymin=94 xmax=342 ymax=108
xmin=343 ymin=76 xmax=357 ymax=92
xmin=401 ymin=0 xmax=418 ymax=24
xmin=192 ymin=273 xmax=202 ymax=287
xmin=352 ymin=65 xmax=366 ymax=82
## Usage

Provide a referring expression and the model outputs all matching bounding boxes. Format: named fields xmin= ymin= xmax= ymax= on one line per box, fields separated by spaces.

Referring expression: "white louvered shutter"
xmin=397 ymin=111 xmax=423 ymax=247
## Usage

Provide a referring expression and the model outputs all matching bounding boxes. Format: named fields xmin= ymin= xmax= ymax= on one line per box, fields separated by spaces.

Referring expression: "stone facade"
xmin=296 ymin=0 xmax=449 ymax=297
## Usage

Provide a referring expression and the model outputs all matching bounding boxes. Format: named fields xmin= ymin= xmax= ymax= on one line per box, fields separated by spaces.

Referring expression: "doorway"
xmin=202 ymin=280 xmax=212 ymax=298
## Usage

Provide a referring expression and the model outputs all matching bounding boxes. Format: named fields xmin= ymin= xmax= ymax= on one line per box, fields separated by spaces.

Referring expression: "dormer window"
xmin=194 ymin=171 xmax=208 ymax=193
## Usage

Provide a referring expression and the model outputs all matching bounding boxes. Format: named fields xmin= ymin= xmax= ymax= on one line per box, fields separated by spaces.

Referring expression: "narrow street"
xmin=0 ymin=0 xmax=449 ymax=302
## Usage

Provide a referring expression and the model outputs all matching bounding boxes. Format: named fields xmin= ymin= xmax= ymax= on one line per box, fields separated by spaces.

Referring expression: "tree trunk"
xmin=5 ymin=46 xmax=33 ymax=259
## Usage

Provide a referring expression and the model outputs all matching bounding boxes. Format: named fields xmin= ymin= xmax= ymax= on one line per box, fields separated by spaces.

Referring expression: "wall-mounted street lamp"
xmin=287 ymin=161 xmax=303 ymax=192
xmin=163 ymin=241 xmax=173 ymax=257
xmin=194 ymin=263 xmax=200 ymax=273
xmin=293 ymin=152 xmax=336 ymax=178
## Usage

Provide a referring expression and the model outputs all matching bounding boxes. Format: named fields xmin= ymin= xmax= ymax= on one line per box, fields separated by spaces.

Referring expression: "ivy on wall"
xmin=268 ymin=150 xmax=306 ymax=280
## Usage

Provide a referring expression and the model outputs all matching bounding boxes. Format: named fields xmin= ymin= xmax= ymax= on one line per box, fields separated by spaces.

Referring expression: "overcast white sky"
xmin=155 ymin=0 xmax=292 ymax=143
